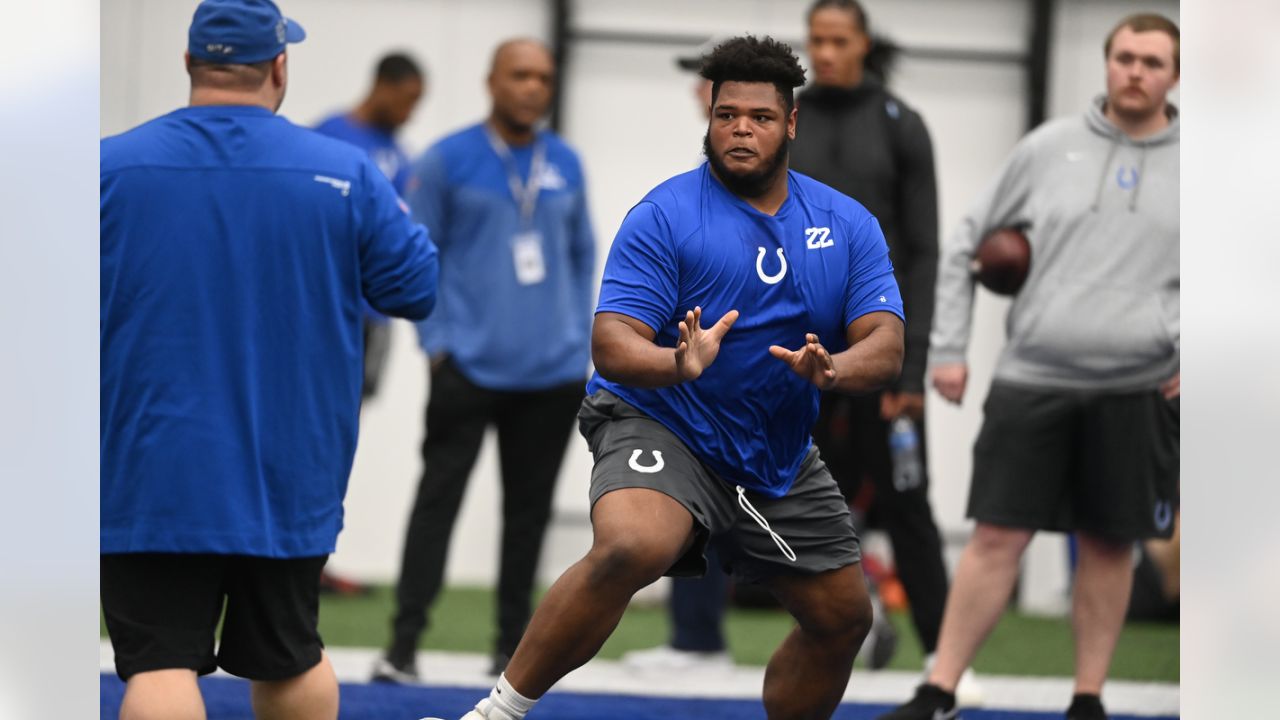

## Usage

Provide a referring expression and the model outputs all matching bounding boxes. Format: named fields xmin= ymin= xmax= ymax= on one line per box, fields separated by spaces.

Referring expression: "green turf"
xmin=99 ymin=585 xmax=1178 ymax=682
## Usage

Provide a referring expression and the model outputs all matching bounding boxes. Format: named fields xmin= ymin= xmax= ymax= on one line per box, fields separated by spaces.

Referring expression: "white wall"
xmin=100 ymin=0 xmax=1178 ymax=596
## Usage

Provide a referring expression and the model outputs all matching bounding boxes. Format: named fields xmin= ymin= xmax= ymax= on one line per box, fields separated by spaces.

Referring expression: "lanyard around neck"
xmin=484 ymin=123 xmax=546 ymax=228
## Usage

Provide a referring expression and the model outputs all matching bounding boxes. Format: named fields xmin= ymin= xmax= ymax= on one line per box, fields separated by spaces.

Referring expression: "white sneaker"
xmin=371 ymin=656 xmax=420 ymax=685
xmin=621 ymin=645 xmax=733 ymax=672
xmin=922 ymin=653 xmax=985 ymax=707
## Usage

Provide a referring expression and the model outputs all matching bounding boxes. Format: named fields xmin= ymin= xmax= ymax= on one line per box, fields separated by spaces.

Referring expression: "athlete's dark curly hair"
xmin=698 ymin=35 xmax=807 ymax=112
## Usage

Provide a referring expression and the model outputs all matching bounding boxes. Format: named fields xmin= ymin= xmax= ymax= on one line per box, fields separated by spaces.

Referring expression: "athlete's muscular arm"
xmin=593 ymin=307 xmax=739 ymax=388
xmin=769 ymin=311 xmax=904 ymax=393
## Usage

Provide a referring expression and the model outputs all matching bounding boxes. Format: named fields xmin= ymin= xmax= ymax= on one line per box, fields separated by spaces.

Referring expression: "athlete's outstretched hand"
xmin=769 ymin=333 xmax=837 ymax=390
xmin=675 ymin=306 xmax=739 ymax=382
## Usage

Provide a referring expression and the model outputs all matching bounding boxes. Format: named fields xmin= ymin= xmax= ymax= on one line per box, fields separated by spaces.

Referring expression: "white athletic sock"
xmin=479 ymin=673 xmax=535 ymax=719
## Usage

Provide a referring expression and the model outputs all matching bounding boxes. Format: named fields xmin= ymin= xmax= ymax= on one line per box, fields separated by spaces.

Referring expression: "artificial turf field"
xmin=101 ymin=584 xmax=1178 ymax=682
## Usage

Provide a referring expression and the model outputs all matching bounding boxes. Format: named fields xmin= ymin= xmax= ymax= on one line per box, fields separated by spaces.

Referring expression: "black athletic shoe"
xmin=862 ymin=594 xmax=900 ymax=670
xmin=488 ymin=651 xmax=511 ymax=677
xmin=875 ymin=683 xmax=959 ymax=720
xmin=1066 ymin=693 xmax=1108 ymax=720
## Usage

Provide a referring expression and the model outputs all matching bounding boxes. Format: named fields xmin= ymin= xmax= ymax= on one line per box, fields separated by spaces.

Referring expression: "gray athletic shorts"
xmin=578 ymin=389 xmax=861 ymax=584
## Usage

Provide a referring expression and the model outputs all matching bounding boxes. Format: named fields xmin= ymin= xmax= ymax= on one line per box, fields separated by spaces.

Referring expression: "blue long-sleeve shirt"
xmin=100 ymin=104 xmax=438 ymax=557
xmin=410 ymin=123 xmax=595 ymax=390
xmin=313 ymin=112 xmax=413 ymax=323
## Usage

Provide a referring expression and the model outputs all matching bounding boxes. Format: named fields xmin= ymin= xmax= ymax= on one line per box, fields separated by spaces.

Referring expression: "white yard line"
xmin=100 ymin=641 xmax=1179 ymax=716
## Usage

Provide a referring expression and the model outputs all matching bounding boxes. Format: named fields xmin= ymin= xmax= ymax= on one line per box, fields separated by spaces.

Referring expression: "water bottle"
xmin=888 ymin=416 xmax=923 ymax=492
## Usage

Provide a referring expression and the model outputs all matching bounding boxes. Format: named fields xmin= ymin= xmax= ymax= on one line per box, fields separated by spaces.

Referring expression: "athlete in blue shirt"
xmin=312 ymin=52 xmax=427 ymax=598
xmin=313 ymin=52 xmax=424 ymax=196
xmin=377 ymin=39 xmax=596 ymax=685
xmin=314 ymin=52 xmax=425 ymax=398
xmin=426 ymin=35 xmax=904 ymax=720
xmin=100 ymin=2 xmax=437 ymax=718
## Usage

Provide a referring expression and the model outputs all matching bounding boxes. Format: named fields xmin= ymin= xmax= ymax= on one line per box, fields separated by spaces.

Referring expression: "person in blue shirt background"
xmin=375 ymin=38 xmax=596 ymax=684
xmin=99 ymin=1 xmax=438 ymax=718
xmin=425 ymin=35 xmax=904 ymax=720
xmin=314 ymin=52 xmax=424 ymax=197
xmin=314 ymin=51 xmax=427 ymax=598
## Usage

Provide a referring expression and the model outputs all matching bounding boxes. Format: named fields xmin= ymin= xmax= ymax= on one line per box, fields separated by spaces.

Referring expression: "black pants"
xmin=669 ymin=545 xmax=728 ymax=652
xmin=810 ymin=391 xmax=949 ymax=654
xmin=388 ymin=359 xmax=584 ymax=663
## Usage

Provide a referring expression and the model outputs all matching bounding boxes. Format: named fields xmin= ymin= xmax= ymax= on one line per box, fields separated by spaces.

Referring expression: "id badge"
xmin=512 ymin=230 xmax=546 ymax=286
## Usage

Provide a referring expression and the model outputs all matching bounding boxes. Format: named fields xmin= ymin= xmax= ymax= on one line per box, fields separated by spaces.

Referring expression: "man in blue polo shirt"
xmin=376 ymin=38 xmax=595 ymax=684
xmin=424 ymin=35 xmax=904 ymax=720
xmin=100 ymin=1 xmax=438 ymax=718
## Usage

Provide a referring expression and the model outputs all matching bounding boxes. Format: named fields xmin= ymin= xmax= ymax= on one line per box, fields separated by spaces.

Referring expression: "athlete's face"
xmin=807 ymin=7 xmax=870 ymax=87
xmin=1105 ymin=27 xmax=1178 ymax=122
xmin=704 ymin=81 xmax=796 ymax=197
xmin=488 ymin=42 xmax=555 ymax=132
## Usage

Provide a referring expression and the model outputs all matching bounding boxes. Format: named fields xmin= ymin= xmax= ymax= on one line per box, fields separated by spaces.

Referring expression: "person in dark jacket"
xmin=791 ymin=0 xmax=977 ymax=697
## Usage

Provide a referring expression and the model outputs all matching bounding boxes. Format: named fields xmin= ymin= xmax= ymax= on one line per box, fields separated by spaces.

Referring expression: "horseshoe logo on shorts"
xmin=755 ymin=247 xmax=787 ymax=285
xmin=628 ymin=449 xmax=665 ymax=474
xmin=1153 ymin=500 xmax=1173 ymax=531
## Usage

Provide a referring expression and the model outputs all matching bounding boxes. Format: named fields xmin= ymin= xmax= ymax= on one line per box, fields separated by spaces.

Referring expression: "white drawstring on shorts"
xmin=735 ymin=485 xmax=797 ymax=563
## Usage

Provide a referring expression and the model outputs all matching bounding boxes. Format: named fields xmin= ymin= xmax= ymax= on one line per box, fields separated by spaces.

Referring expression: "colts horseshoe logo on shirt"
xmin=756 ymin=247 xmax=787 ymax=284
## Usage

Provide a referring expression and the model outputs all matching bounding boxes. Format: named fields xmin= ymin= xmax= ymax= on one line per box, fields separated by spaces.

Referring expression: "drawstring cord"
xmin=1129 ymin=145 xmax=1148 ymax=212
xmin=1090 ymin=140 xmax=1120 ymax=212
xmin=735 ymin=486 xmax=797 ymax=562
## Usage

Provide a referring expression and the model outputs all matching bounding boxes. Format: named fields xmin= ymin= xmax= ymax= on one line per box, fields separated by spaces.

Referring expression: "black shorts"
xmin=578 ymin=389 xmax=861 ymax=584
xmin=968 ymin=382 xmax=1179 ymax=541
xmin=100 ymin=553 xmax=327 ymax=682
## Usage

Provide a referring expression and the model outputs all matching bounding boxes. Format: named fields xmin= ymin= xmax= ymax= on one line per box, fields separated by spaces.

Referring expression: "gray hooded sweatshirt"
xmin=930 ymin=95 xmax=1179 ymax=391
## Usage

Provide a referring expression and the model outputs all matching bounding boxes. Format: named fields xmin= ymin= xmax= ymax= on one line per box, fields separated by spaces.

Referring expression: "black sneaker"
xmin=1066 ymin=693 xmax=1108 ymax=720
xmin=875 ymin=683 xmax=959 ymax=720
xmin=371 ymin=656 xmax=420 ymax=684
xmin=861 ymin=594 xmax=900 ymax=670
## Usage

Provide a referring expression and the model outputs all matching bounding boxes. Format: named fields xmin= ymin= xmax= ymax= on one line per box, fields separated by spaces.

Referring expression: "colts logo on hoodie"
xmin=1117 ymin=166 xmax=1140 ymax=190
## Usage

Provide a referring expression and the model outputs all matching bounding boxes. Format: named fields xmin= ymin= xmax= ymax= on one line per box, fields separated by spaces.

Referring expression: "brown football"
xmin=971 ymin=227 xmax=1031 ymax=295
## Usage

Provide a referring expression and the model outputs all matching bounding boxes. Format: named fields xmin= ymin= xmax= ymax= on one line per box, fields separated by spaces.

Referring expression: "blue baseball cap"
xmin=188 ymin=0 xmax=305 ymax=65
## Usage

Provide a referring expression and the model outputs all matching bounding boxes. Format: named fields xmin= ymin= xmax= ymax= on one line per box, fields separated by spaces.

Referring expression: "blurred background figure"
xmin=880 ymin=13 xmax=1180 ymax=720
xmin=313 ymin=51 xmax=427 ymax=598
xmin=678 ymin=40 xmax=715 ymax=127
xmin=314 ymin=52 xmax=425 ymax=195
xmin=99 ymin=1 xmax=438 ymax=718
xmin=790 ymin=0 xmax=965 ymax=691
xmin=374 ymin=38 xmax=596 ymax=684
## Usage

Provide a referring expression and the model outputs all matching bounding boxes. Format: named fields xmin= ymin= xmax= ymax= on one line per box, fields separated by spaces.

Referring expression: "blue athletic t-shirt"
xmin=100 ymin=105 xmax=438 ymax=558
xmin=587 ymin=165 xmax=904 ymax=497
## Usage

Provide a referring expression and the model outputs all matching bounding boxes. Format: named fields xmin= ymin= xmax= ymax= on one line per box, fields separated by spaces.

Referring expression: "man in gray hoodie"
xmin=878 ymin=13 xmax=1179 ymax=720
